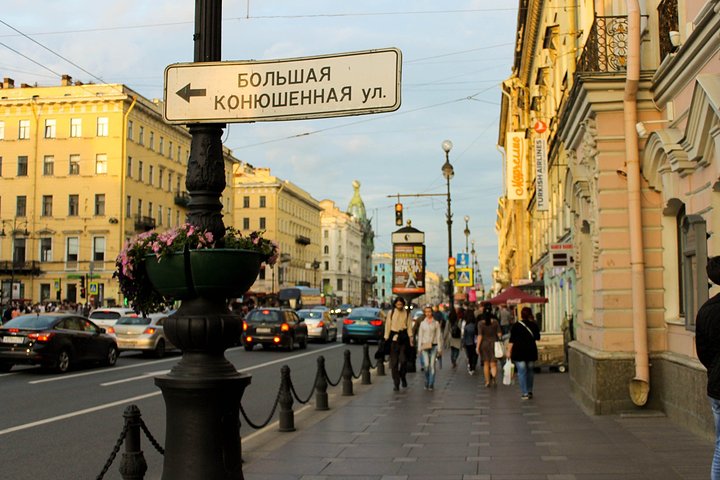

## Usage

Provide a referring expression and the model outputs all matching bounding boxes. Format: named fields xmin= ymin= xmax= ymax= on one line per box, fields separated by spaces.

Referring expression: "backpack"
xmin=450 ymin=322 xmax=461 ymax=339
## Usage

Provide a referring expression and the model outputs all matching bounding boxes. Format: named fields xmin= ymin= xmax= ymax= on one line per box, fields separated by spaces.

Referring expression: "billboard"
xmin=392 ymin=243 xmax=425 ymax=296
xmin=506 ymin=132 xmax=526 ymax=199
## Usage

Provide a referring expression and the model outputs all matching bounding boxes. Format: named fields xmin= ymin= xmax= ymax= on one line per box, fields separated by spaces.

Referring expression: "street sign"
xmin=550 ymin=243 xmax=574 ymax=267
xmin=456 ymin=253 xmax=469 ymax=267
xmin=164 ymin=48 xmax=402 ymax=124
xmin=89 ymin=282 xmax=99 ymax=295
xmin=456 ymin=268 xmax=473 ymax=287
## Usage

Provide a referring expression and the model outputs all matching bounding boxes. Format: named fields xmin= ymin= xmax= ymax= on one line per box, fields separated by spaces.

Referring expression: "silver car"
xmin=109 ymin=312 xmax=176 ymax=358
xmin=297 ymin=309 xmax=337 ymax=343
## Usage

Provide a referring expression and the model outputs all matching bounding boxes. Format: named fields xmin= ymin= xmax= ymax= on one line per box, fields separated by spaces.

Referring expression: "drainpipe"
xmin=624 ymin=0 xmax=650 ymax=406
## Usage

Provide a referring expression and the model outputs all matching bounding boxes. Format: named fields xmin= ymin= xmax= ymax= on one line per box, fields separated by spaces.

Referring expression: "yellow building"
xmin=0 ymin=76 xmax=235 ymax=307
xmin=232 ymin=166 xmax=321 ymax=295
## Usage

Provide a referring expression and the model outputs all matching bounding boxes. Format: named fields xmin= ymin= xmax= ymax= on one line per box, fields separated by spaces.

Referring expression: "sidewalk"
xmin=242 ymin=360 xmax=713 ymax=480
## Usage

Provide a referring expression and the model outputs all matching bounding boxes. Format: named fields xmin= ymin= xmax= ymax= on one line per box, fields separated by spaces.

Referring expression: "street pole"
xmin=442 ymin=140 xmax=454 ymax=312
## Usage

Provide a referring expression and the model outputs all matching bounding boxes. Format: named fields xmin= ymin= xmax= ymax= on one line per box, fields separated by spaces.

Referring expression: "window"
xmin=323 ymin=245 xmax=329 ymax=254
xmin=176 ymin=175 xmax=181 ymax=193
xmin=69 ymin=154 xmax=80 ymax=175
xmin=40 ymin=238 xmax=52 ymax=262
xmin=97 ymin=117 xmax=108 ymax=137
xmin=682 ymin=214 xmax=709 ymax=330
xmin=259 ymin=217 xmax=266 ymax=229
xmin=43 ymin=155 xmax=54 ymax=176
xmin=17 ymin=156 xmax=28 ymax=176
xmin=126 ymin=195 xmax=132 ymax=218
xmin=243 ymin=217 xmax=250 ymax=230
xmin=0 ymin=156 xmax=3 ymax=177
xmin=68 ymin=194 xmax=79 ymax=216
xmin=93 ymin=237 xmax=106 ymax=262
xmin=41 ymin=195 xmax=53 ymax=216
xmin=137 ymin=199 xmax=142 ymax=217
xmin=168 ymin=172 xmax=173 ymax=192
xmin=148 ymin=165 xmax=154 ymax=186
xmin=148 ymin=202 xmax=153 ymax=218
xmin=138 ymin=161 xmax=144 ymax=182
xmin=324 ymin=261 xmax=329 ymax=271
xmin=159 ymin=136 xmax=164 ymax=155
xmin=177 ymin=146 xmax=182 ymax=163
xmin=127 ymin=120 xmax=133 ymax=140
xmin=0 ymin=121 xmax=4 ymax=139
xmin=157 ymin=205 xmax=163 ymax=225
xmin=18 ymin=119 xmax=30 ymax=140
xmin=243 ymin=196 xmax=250 ymax=208
xmin=175 ymin=210 xmax=180 ymax=227
xmin=166 ymin=207 xmax=172 ymax=227
xmin=16 ymin=196 xmax=26 ymax=216
xmin=66 ymin=237 xmax=79 ymax=267
xmin=44 ymin=119 xmax=56 ymax=138
xmin=323 ymin=230 xmax=328 ymax=239
xmin=13 ymin=238 xmax=26 ymax=263
xmin=95 ymin=194 xmax=105 ymax=216
xmin=169 ymin=141 xmax=174 ymax=159
xmin=149 ymin=131 xmax=154 ymax=150
xmin=260 ymin=196 xmax=266 ymax=208
xmin=159 ymin=168 xmax=164 ymax=189
xmin=126 ymin=156 xmax=132 ymax=178
xmin=95 ymin=154 xmax=107 ymax=174
xmin=70 ymin=118 xmax=82 ymax=137
xmin=337 ymin=279 xmax=343 ymax=291
xmin=139 ymin=126 xmax=144 ymax=145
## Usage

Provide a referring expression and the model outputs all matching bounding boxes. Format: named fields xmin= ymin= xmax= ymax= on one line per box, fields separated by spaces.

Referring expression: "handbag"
xmin=494 ymin=341 xmax=505 ymax=359
xmin=502 ymin=360 xmax=514 ymax=385
xmin=421 ymin=342 xmax=432 ymax=351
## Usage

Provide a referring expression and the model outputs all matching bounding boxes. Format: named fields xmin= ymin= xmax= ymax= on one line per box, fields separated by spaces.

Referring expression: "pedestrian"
xmin=461 ymin=310 xmax=478 ymax=375
xmin=417 ymin=305 xmax=443 ymax=390
xmin=695 ymin=256 xmax=720 ymax=480
xmin=383 ymin=296 xmax=413 ymax=391
xmin=444 ymin=307 xmax=462 ymax=368
xmin=477 ymin=302 xmax=502 ymax=387
xmin=498 ymin=305 xmax=512 ymax=335
xmin=506 ymin=306 xmax=541 ymax=400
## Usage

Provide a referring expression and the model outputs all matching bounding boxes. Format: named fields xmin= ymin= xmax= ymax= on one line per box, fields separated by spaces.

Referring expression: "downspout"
xmin=624 ymin=0 xmax=650 ymax=406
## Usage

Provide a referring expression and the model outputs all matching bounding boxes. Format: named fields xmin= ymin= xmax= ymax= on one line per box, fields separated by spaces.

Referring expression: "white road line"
xmin=2 ymin=343 xmax=345 ymax=435
xmin=100 ymin=370 xmax=171 ymax=386
xmin=28 ymin=357 xmax=179 ymax=384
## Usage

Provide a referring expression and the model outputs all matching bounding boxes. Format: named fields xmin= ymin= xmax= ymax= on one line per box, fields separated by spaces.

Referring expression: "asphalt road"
xmin=0 ymin=339 xmax=371 ymax=480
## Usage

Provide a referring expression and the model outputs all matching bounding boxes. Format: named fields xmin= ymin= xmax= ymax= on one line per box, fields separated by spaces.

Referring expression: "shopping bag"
xmin=502 ymin=360 xmax=514 ymax=386
xmin=494 ymin=341 xmax=505 ymax=359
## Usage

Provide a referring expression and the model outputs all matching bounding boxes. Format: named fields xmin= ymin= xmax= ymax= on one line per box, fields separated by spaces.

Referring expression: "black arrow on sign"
xmin=176 ymin=83 xmax=207 ymax=103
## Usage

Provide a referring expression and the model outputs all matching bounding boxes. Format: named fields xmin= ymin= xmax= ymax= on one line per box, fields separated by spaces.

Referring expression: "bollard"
xmin=315 ymin=356 xmax=329 ymax=411
xmin=278 ymin=365 xmax=295 ymax=432
xmin=361 ymin=344 xmax=372 ymax=385
xmin=119 ymin=405 xmax=148 ymax=480
xmin=375 ymin=340 xmax=386 ymax=376
xmin=341 ymin=349 xmax=354 ymax=396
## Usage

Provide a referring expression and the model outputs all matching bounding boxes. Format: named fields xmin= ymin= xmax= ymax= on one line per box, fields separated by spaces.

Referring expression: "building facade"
xmin=232 ymin=166 xmax=321 ymax=295
xmin=346 ymin=180 xmax=375 ymax=305
xmin=496 ymin=0 xmax=720 ymax=438
xmin=320 ymin=199 xmax=363 ymax=306
xmin=0 ymin=76 xmax=235 ymax=307
xmin=372 ymin=252 xmax=393 ymax=306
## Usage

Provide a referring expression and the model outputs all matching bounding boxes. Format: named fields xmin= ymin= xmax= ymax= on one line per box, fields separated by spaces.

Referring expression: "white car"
xmin=108 ymin=312 xmax=176 ymax=358
xmin=88 ymin=307 xmax=136 ymax=329
xmin=297 ymin=309 xmax=337 ymax=343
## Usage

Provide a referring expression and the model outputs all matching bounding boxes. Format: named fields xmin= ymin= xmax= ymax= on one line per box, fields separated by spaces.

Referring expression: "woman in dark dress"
xmin=477 ymin=303 xmax=502 ymax=387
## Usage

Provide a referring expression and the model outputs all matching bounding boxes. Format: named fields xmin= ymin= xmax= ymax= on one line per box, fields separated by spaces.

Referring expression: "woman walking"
xmin=477 ymin=303 xmax=502 ymax=387
xmin=461 ymin=308 xmax=478 ymax=375
xmin=384 ymin=297 xmax=414 ymax=391
xmin=417 ymin=305 xmax=443 ymax=390
xmin=506 ymin=307 xmax=541 ymax=399
xmin=444 ymin=308 xmax=462 ymax=368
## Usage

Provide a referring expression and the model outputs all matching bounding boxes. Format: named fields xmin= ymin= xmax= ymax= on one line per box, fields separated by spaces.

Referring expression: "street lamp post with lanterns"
xmin=463 ymin=216 xmax=470 ymax=253
xmin=0 ymin=219 xmax=30 ymax=304
xmin=441 ymin=140 xmax=455 ymax=311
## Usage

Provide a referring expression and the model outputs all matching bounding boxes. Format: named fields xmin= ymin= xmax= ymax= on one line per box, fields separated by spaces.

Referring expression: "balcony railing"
xmin=295 ymin=235 xmax=311 ymax=246
xmin=174 ymin=191 xmax=190 ymax=207
xmin=658 ymin=0 xmax=679 ymax=61
xmin=577 ymin=16 xmax=629 ymax=74
xmin=134 ymin=215 xmax=156 ymax=232
xmin=0 ymin=260 xmax=42 ymax=275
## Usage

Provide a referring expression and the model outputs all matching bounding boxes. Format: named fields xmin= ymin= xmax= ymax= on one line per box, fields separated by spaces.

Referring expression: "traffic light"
xmin=395 ymin=203 xmax=403 ymax=226
xmin=80 ymin=276 xmax=86 ymax=299
xmin=448 ymin=256 xmax=456 ymax=281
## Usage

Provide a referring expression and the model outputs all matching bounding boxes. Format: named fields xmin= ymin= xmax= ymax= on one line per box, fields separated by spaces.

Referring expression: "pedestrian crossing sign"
xmin=455 ymin=268 xmax=473 ymax=287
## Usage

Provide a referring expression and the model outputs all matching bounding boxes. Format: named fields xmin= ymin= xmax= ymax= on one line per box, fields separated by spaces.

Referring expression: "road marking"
xmin=28 ymin=357 xmax=180 ymax=384
xmin=2 ymin=343 xmax=346 ymax=435
xmin=100 ymin=370 xmax=171 ymax=386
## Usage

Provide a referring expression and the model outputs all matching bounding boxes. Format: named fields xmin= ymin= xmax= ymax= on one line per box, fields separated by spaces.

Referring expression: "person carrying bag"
xmin=384 ymin=297 xmax=413 ymax=391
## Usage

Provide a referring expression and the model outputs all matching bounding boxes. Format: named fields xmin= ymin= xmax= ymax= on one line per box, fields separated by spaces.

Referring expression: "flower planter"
xmin=145 ymin=249 xmax=262 ymax=300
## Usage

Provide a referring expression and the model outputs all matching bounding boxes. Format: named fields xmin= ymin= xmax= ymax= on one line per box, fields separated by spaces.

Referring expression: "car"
xmin=330 ymin=303 xmax=354 ymax=317
xmin=0 ymin=313 xmax=119 ymax=373
xmin=108 ymin=312 xmax=177 ymax=358
xmin=88 ymin=307 xmax=136 ymax=329
xmin=297 ymin=308 xmax=337 ymax=343
xmin=341 ymin=307 xmax=385 ymax=344
xmin=242 ymin=307 xmax=309 ymax=351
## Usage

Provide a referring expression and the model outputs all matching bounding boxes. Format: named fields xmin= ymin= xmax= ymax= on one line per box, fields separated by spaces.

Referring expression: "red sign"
xmin=533 ymin=120 xmax=547 ymax=134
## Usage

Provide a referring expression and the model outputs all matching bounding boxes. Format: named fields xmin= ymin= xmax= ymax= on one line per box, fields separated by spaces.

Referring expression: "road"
xmin=0 ymin=339 xmax=372 ymax=480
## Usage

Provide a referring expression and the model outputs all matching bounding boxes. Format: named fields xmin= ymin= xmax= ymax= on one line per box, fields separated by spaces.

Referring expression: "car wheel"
xmin=300 ymin=335 xmax=308 ymax=350
xmin=154 ymin=340 xmax=166 ymax=359
xmin=321 ymin=329 xmax=328 ymax=343
xmin=0 ymin=362 xmax=13 ymax=373
xmin=244 ymin=343 xmax=254 ymax=351
xmin=105 ymin=345 xmax=119 ymax=366
xmin=55 ymin=350 xmax=72 ymax=373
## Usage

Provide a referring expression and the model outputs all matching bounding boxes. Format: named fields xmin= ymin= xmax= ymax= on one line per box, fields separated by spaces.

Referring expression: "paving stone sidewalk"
xmin=242 ymin=361 xmax=714 ymax=480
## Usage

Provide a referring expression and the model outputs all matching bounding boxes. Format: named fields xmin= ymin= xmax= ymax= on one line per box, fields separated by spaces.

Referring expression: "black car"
xmin=0 ymin=313 xmax=119 ymax=373
xmin=242 ymin=308 xmax=308 ymax=351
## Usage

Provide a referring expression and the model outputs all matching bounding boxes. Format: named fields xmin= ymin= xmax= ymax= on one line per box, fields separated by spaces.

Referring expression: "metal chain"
xmin=351 ymin=364 xmax=362 ymax=380
xmin=139 ymin=417 xmax=165 ymax=455
xmin=289 ymin=370 xmax=317 ymax=404
xmin=325 ymin=368 xmax=342 ymax=387
xmin=95 ymin=422 xmax=129 ymax=480
xmin=240 ymin=381 xmax=282 ymax=429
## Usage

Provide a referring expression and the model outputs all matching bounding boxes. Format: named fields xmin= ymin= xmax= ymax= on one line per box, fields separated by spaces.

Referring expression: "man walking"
xmin=696 ymin=256 xmax=720 ymax=480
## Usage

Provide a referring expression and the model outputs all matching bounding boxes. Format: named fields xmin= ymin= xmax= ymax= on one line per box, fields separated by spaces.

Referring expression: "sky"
xmin=1 ymin=0 xmax=519 ymax=290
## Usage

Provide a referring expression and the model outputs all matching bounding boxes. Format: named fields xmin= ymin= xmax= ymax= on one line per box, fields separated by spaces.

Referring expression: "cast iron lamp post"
xmin=0 ymin=219 xmax=30 ymax=303
xmin=442 ymin=140 xmax=454 ymax=311
xmin=463 ymin=215 xmax=470 ymax=253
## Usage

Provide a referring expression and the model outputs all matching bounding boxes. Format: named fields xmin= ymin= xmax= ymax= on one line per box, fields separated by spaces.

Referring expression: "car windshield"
xmin=298 ymin=311 xmax=323 ymax=320
xmin=89 ymin=311 xmax=122 ymax=320
xmin=116 ymin=316 xmax=152 ymax=326
xmin=347 ymin=309 xmax=381 ymax=320
xmin=2 ymin=315 xmax=57 ymax=330
xmin=246 ymin=310 xmax=283 ymax=324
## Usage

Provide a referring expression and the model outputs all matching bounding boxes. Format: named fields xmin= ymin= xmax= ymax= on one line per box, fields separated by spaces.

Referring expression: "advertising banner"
xmin=392 ymin=243 xmax=425 ymax=295
xmin=506 ymin=132 xmax=526 ymax=199
xmin=534 ymin=138 xmax=549 ymax=211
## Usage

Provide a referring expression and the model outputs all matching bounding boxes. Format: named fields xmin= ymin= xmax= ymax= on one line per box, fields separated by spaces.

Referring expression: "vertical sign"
xmin=506 ymin=132 xmax=526 ymax=199
xmin=534 ymin=138 xmax=549 ymax=211
xmin=456 ymin=253 xmax=469 ymax=267
xmin=392 ymin=244 xmax=426 ymax=295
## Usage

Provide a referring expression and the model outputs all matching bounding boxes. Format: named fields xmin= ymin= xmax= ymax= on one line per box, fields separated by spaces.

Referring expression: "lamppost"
xmin=463 ymin=216 xmax=470 ymax=253
xmin=441 ymin=140 xmax=455 ymax=311
xmin=0 ymin=219 xmax=30 ymax=304
xmin=311 ymin=259 xmax=320 ymax=289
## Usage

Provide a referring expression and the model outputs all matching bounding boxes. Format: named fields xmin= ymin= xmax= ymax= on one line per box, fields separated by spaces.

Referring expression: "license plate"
xmin=2 ymin=336 xmax=24 ymax=344
xmin=355 ymin=321 xmax=368 ymax=325
xmin=256 ymin=327 xmax=272 ymax=334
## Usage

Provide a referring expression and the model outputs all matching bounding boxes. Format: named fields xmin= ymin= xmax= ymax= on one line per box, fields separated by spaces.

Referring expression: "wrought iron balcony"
xmin=174 ymin=191 xmax=190 ymax=207
xmin=0 ymin=260 xmax=42 ymax=276
xmin=295 ymin=235 xmax=311 ymax=246
xmin=658 ymin=0 xmax=679 ymax=61
xmin=134 ymin=215 xmax=156 ymax=232
xmin=577 ymin=16 xmax=629 ymax=74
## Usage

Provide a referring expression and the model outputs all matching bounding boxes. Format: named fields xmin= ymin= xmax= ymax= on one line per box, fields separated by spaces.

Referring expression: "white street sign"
xmin=164 ymin=48 xmax=402 ymax=124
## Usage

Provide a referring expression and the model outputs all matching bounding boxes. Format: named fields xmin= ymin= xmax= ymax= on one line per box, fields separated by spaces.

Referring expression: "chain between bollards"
xmin=341 ymin=349 xmax=354 ymax=396
xmin=278 ymin=365 xmax=295 ymax=432
xmin=315 ymin=356 xmax=329 ymax=410
xmin=361 ymin=344 xmax=372 ymax=385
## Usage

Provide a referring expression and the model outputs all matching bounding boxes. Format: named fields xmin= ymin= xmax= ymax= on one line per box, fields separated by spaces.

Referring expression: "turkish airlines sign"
xmin=534 ymin=138 xmax=549 ymax=211
xmin=506 ymin=132 xmax=526 ymax=200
